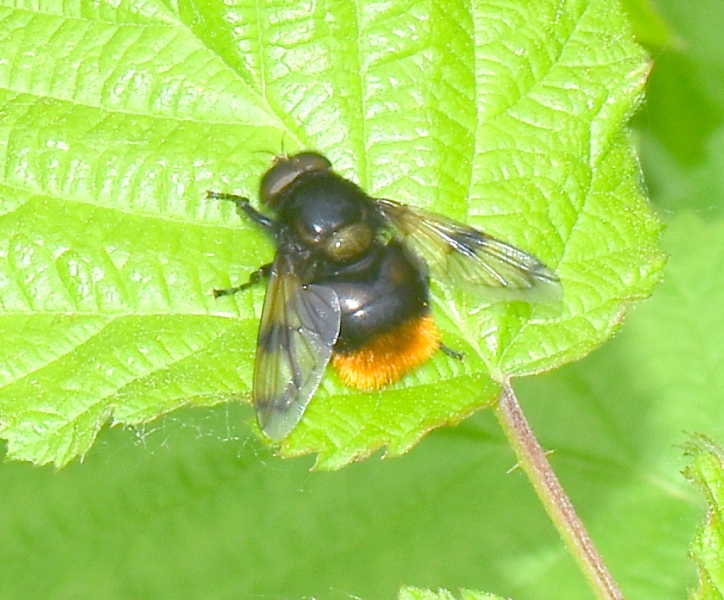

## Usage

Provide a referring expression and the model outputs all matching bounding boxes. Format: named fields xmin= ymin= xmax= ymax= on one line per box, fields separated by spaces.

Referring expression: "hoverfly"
xmin=209 ymin=151 xmax=562 ymax=441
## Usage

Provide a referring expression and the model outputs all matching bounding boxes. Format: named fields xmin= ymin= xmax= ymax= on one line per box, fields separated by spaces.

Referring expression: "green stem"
xmin=495 ymin=382 xmax=624 ymax=600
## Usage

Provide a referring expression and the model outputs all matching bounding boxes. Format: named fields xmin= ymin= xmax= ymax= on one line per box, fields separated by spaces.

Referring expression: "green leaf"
xmin=1 ymin=2 xmax=722 ymax=599
xmin=0 ymin=0 xmax=662 ymax=467
xmin=684 ymin=435 xmax=724 ymax=600
xmin=622 ymin=0 xmax=684 ymax=49
xmin=634 ymin=0 xmax=724 ymax=166
xmin=399 ymin=586 xmax=506 ymax=600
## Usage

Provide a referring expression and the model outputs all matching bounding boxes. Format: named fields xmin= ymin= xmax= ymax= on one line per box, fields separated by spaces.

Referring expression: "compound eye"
xmin=260 ymin=160 xmax=299 ymax=207
xmin=260 ymin=152 xmax=332 ymax=208
xmin=322 ymin=223 xmax=374 ymax=262
xmin=292 ymin=152 xmax=332 ymax=173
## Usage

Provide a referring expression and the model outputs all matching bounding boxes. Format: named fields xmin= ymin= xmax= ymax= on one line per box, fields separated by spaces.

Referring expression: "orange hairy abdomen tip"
xmin=332 ymin=314 xmax=440 ymax=390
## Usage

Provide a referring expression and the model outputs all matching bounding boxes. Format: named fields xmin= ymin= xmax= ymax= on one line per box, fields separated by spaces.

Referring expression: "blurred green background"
xmin=2 ymin=0 xmax=723 ymax=598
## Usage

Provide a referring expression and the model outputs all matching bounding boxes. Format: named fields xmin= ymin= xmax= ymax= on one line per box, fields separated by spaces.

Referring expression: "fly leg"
xmin=441 ymin=344 xmax=464 ymax=360
xmin=206 ymin=190 xmax=275 ymax=298
xmin=206 ymin=190 xmax=274 ymax=231
xmin=212 ymin=263 xmax=272 ymax=298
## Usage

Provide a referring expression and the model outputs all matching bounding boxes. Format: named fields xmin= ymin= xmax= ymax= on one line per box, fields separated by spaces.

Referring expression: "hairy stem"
xmin=495 ymin=382 xmax=624 ymax=600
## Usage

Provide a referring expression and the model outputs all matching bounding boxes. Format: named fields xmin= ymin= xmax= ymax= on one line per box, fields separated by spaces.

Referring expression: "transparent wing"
xmin=253 ymin=254 xmax=341 ymax=441
xmin=377 ymin=198 xmax=563 ymax=303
